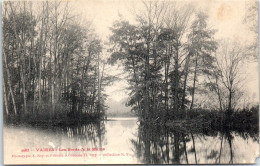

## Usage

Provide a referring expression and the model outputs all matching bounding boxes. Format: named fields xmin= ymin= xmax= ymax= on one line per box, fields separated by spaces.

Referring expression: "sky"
xmin=72 ymin=0 xmax=259 ymax=109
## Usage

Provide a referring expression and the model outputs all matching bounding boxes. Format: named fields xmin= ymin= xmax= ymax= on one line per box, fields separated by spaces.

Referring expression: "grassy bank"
xmin=4 ymin=103 xmax=104 ymax=127
xmin=166 ymin=106 xmax=259 ymax=134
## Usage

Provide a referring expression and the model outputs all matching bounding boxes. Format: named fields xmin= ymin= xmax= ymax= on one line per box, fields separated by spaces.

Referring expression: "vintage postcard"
xmin=2 ymin=0 xmax=259 ymax=164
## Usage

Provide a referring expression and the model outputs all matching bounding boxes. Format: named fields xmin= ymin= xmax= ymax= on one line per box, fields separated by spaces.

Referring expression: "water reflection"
xmin=64 ymin=121 xmax=106 ymax=149
xmin=131 ymin=122 xmax=259 ymax=164
xmin=4 ymin=118 xmax=259 ymax=164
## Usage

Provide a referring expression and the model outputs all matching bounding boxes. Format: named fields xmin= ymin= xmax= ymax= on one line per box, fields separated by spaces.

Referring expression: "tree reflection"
xmin=63 ymin=121 xmax=106 ymax=148
xmin=132 ymin=121 xmax=258 ymax=164
xmin=218 ymin=129 xmax=234 ymax=164
xmin=131 ymin=122 xmax=187 ymax=164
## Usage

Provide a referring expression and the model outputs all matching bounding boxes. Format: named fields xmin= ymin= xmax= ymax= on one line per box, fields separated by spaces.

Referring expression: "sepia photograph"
xmin=2 ymin=0 xmax=259 ymax=164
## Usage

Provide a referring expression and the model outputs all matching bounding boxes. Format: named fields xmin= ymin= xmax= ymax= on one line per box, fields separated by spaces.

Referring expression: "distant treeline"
xmin=3 ymin=1 xmax=113 ymax=124
xmin=107 ymin=111 xmax=136 ymax=118
xmin=108 ymin=1 xmax=258 ymax=125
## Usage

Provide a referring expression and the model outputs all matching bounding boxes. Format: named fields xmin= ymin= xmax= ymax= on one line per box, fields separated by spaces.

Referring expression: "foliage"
xmin=109 ymin=2 xmax=218 ymax=121
xmin=3 ymin=1 xmax=110 ymax=124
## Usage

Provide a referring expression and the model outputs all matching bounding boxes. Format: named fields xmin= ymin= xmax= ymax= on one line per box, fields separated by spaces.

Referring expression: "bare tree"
xmin=211 ymin=40 xmax=246 ymax=114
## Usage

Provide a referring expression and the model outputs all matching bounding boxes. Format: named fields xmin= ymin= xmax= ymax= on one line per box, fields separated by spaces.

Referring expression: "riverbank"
xmin=165 ymin=106 xmax=259 ymax=134
xmin=4 ymin=111 xmax=104 ymax=128
xmin=5 ymin=105 xmax=258 ymax=135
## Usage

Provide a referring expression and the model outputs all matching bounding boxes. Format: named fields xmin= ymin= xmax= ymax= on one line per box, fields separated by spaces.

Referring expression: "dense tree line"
xmin=3 ymin=1 xmax=110 ymax=123
xmin=108 ymin=1 xmax=257 ymax=123
xmin=2 ymin=0 xmax=257 ymax=126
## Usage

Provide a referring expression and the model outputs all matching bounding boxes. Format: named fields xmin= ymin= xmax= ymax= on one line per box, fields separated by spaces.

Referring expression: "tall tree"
xmin=187 ymin=11 xmax=217 ymax=111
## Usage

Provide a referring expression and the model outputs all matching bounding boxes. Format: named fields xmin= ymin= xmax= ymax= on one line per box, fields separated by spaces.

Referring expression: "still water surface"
xmin=4 ymin=117 xmax=259 ymax=164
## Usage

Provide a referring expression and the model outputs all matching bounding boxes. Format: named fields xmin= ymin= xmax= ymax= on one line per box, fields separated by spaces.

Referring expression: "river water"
xmin=4 ymin=117 xmax=259 ymax=164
